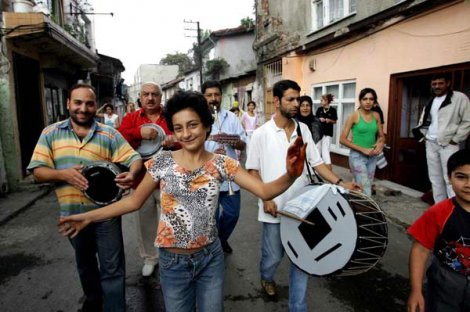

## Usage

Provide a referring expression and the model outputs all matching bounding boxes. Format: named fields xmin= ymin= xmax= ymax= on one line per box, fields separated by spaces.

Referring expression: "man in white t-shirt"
xmin=246 ymin=79 xmax=358 ymax=311
xmin=413 ymin=73 xmax=470 ymax=203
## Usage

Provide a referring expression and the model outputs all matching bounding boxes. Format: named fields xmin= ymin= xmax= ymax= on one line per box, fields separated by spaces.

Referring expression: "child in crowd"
xmin=407 ymin=149 xmax=470 ymax=312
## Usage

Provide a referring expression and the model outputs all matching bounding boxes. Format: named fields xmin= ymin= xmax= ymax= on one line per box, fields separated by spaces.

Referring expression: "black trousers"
xmin=426 ymin=258 xmax=470 ymax=312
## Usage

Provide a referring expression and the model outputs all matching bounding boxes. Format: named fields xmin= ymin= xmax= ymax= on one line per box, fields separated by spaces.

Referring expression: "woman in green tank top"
xmin=340 ymin=88 xmax=386 ymax=196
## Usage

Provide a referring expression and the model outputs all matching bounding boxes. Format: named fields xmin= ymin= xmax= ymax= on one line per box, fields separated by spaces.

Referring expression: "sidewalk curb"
xmin=0 ymin=185 xmax=53 ymax=226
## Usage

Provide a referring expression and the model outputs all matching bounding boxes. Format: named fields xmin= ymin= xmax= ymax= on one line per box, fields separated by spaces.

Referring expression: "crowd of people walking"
xmin=26 ymin=72 xmax=470 ymax=311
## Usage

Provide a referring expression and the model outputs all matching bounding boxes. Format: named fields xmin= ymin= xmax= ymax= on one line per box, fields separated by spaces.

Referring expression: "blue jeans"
xmin=217 ymin=190 xmax=241 ymax=243
xmin=260 ymin=222 xmax=309 ymax=312
xmin=349 ymin=150 xmax=378 ymax=196
xmin=69 ymin=217 xmax=125 ymax=312
xmin=159 ymin=239 xmax=225 ymax=312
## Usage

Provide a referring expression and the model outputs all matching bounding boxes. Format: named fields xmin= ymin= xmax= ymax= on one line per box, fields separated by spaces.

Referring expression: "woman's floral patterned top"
xmin=145 ymin=151 xmax=239 ymax=249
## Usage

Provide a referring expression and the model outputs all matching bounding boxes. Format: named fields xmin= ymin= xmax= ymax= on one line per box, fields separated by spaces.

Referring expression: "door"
xmin=13 ymin=53 xmax=44 ymax=176
xmin=389 ymin=63 xmax=470 ymax=192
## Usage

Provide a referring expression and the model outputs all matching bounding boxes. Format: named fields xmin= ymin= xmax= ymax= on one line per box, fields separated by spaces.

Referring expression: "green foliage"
xmin=240 ymin=17 xmax=255 ymax=29
xmin=205 ymin=58 xmax=229 ymax=79
xmin=160 ymin=53 xmax=194 ymax=75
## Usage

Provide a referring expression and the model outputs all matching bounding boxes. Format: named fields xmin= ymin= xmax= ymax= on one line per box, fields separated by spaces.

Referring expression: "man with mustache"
xmin=413 ymin=73 xmax=470 ymax=204
xmin=202 ymin=80 xmax=247 ymax=254
xmin=28 ymin=83 xmax=142 ymax=311
xmin=119 ymin=82 xmax=174 ymax=277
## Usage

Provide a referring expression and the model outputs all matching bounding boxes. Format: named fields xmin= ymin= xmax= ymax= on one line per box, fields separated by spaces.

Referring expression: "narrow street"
xmin=0 ymin=183 xmax=412 ymax=312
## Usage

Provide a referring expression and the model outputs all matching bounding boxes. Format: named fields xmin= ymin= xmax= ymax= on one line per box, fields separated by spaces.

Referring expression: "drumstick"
xmin=278 ymin=211 xmax=315 ymax=226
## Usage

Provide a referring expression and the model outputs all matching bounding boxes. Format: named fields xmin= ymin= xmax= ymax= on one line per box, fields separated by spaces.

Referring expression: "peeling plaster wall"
xmin=215 ymin=33 xmax=256 ymax=81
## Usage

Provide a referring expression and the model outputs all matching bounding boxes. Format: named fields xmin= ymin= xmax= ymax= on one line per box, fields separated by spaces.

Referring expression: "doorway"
xmin=13 ymin=53 xmax=44 ymax=176
xmin=388 ymin=63 xmax=470 ymax=191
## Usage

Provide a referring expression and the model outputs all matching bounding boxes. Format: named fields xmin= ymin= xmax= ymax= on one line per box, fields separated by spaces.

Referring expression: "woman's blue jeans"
xmin=349 ymin=150 xmax=377 ymax=196
xmin=159 ymin=239 xmax=225 ymax=312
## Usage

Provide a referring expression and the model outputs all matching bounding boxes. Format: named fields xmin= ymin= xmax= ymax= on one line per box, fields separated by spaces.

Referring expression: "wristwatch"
xmin=335 ymin=178 xmax=343 ymax=185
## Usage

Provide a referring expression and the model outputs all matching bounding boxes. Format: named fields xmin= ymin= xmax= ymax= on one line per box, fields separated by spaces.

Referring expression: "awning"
xmin=4 ymin=12 xmax=98 ymax=68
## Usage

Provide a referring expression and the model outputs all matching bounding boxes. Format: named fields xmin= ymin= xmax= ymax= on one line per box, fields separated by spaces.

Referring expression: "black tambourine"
xmin=82 ymin=161 xmax=124 ymax=206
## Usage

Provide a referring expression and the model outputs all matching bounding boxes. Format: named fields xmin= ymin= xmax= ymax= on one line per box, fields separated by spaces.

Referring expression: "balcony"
xmin=3 ymin=12 xmax=98 ymax=68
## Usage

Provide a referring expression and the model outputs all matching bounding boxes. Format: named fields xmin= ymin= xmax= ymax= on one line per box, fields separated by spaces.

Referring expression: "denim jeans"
xmin=69 ymin=217 xmax=125 ymax=312
xmin=425 ymin=140 xmax=458 ymax=203
xmin=348 ymin=150 xmax=377 ymax=196
xmin=217 ymin=190 xmax=241 ymax=243
xmin=159 ymin=239 xmax=225 ymax=312
xmin=260 ymin=222 xmax=309 ymax=312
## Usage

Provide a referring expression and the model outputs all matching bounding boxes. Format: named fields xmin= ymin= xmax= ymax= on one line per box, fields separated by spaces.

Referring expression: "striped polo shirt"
xmin=27 ymin=119 xmax=141 ymax=216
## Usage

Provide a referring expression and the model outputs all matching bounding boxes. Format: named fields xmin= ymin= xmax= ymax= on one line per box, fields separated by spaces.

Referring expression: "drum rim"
xmin=136 ymin=123 xmax=165 ymax=158
xmin=82 ymin=161 xmax=124 ymax=206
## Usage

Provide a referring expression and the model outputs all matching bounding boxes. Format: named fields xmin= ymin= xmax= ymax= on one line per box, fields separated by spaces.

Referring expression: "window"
xmin=311 ymin=0 xmax=356 ymax=31
xmin=312 ymin=80 xmax=356 ymax=155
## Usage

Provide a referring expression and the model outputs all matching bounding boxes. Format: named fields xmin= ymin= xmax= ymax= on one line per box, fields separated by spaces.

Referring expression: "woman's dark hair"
xmin=164 ymin=91 xmax=214 ymax=137
xmin=358 ymin=88 xmax=378 ymax=103
xmin=103 ymin=103 xmax=114 ymax=111
xmin=321 ymin=94 xmax=334 ymax=104
xmin=247 ymin=100 xmax=257 ymax=107
xmin=447 ymin=149 xmax=470 ymax=177
xmin=230 ymin=107 xmax=240 ymax=113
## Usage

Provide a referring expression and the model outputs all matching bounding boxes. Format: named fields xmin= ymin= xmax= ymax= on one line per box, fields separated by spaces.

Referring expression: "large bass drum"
xmin=82 ymin=161 xmax=124 ymax=206
xmin=280 ymin=184 xmax=388 ymax=277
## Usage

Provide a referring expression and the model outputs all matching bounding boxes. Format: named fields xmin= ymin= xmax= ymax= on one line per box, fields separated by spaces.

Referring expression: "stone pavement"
xmin=0 ymin=165 xmax=430 ymax=230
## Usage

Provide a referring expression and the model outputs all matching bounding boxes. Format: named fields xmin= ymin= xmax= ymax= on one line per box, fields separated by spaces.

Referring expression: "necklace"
xmin=323 ymin=107 xmax=330 ymax=113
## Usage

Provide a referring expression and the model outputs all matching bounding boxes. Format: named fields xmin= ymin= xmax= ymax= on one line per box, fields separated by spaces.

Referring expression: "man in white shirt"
xmin=246 ymin=79 xmax=358 ymax=311
xmin=413 ymin=73 xmax=470 ymax=203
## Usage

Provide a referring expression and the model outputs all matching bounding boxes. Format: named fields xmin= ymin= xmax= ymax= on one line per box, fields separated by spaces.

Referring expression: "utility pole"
xmin=184 ymin=20 xmax=203 ymax=90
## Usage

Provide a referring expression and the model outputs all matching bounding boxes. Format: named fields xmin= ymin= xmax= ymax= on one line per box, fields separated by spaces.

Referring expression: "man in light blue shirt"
xmin=203 ymin=80 xmax=247 ymax=254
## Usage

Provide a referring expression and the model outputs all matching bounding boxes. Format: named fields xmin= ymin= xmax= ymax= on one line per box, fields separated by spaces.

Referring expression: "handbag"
xmin=376 ymin=152 xmax=388 ymax=169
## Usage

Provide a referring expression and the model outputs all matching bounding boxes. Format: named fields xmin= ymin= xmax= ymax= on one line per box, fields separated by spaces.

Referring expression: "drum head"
xmin=136 ymin=124 xmax=165 ymax=159
xmin=280 ymin=185 xmax=387 ymax=277
xmin=281 ymin=185 xmax=358 ymax=276
xmin=82 ymin=161 xmax=123 ymax=206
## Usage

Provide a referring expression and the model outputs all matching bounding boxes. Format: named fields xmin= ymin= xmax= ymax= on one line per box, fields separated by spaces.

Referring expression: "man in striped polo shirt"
xmin=28 ymin=83 xmax=142 ymax=312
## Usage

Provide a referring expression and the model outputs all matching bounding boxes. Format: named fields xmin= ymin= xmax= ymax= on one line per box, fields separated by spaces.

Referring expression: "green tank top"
xmin=352 ymin=112 xmax=378 ymax=148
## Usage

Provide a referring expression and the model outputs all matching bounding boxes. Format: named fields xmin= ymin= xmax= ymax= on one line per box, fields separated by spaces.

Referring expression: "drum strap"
xmin=295 ymin=123 xmax=324 ymax=184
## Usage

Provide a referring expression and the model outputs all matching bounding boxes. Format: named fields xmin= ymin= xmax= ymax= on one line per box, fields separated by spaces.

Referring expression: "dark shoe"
xmin=80 ymin=300 xmax=103 ymax=312
xmin=261 ymin=279 xmax=277 ymax=296
xmin=221 ymin=241 xmax=233 ymax=254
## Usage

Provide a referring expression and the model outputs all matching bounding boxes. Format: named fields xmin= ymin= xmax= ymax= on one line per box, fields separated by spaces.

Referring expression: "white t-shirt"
xmin=426 ymin=95 xmax=446 ymax=140
xmin=245 ymin=119 xmax=323 ymax=223
xmin=104 ymin=114 xmax=119 ymax=128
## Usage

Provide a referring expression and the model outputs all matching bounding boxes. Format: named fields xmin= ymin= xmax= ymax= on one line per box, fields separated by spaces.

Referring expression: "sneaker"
xmin=221 ymin=241 xmax=233 ymax=254
xmin=142 ymin=263 xmax=155 ymax=277
xmin=260 ymin=279 xmax=276 ymax=296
